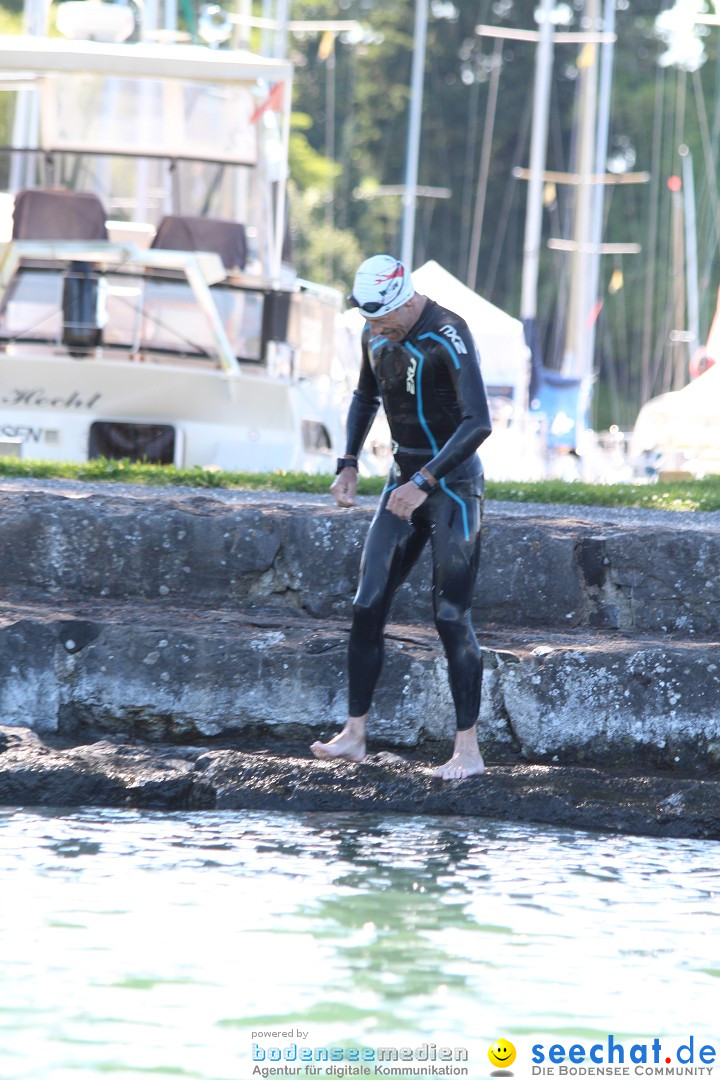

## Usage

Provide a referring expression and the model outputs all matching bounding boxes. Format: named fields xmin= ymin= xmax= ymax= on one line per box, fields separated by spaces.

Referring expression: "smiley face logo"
xmin=488 ymin=1038 xmax=516 ymax=1070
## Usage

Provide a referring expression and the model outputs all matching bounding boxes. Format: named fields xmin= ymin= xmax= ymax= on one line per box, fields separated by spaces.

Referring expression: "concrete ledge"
xmin=0 ymin=481 xmax=719 ymax=633
xmin=2 ymin=596 xmax=718 ymax=771
xmin=1 ymin=726 xmax=719 ymax=841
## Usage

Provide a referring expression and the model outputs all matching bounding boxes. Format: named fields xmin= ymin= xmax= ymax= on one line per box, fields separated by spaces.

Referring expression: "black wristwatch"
xmin=410 ymin=471 xmax=435 ymax=494
xmin=336 ymin=456 xmax=358 ymax=474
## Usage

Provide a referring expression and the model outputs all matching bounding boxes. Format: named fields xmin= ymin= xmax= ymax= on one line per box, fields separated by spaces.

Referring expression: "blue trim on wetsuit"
xmin=418 ymin=331 xmax=461 ymax=370
xmin=405 ymin=343 xmax=439 ymax=455
xmin=439 ymin=479 xmax=470 ymax=541
xmin=407 ymin=341 xmax=470 ymax=540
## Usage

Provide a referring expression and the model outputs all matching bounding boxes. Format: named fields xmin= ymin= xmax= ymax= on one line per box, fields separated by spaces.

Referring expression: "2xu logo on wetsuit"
xmin=405 ymin=356 xmax=417 ymax=395
xmin=440 ymin=324 xmax=467 ymax=355
xmin=404 ymin=325 xmax=467 ymax=397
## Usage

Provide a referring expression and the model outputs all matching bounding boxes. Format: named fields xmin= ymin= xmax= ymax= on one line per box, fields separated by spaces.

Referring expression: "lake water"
xmin=0 ymin=808 xmax=718 ymax=1080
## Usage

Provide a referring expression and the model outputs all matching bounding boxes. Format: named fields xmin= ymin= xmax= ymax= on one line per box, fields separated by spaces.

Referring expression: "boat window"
xmin=34 ymin=74 xmax=262 ymax=227
xmin=89 ymin=421 xmax=175 ymax=464
xmin=46 ymin=75 xmax=258 ymax=167
xmin=138 ymin=279 xmax=263 ymax=362
xmin=0 ymin=267 xmax=264 ymax=363
xmin=288 ymin=290 xmax=339 ymax=379
xmin=301 ymin=419 xmax=332 ymax=452
xmin=0 ymin=269 xmax=63 ymax=343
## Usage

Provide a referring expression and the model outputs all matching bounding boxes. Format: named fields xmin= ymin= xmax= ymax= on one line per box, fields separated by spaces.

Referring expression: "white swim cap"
xmin=348 ymin=254 xmax=414 ymax=318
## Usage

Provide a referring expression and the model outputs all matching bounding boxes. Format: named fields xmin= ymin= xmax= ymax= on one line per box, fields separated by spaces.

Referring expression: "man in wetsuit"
xmin=310 ymin=254 xmax=492 ymax=780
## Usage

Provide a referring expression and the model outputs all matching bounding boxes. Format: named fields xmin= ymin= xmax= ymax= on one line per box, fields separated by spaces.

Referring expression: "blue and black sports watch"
xmin=410 ymin=471 xmax=434 ymax=494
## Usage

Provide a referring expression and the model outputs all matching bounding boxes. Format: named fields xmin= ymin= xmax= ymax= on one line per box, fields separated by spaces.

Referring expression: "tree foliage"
xmin=285 ymin=0 xmax=720 ymax=427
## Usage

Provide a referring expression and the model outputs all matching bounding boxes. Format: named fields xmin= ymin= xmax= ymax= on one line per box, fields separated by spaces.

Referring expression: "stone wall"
xmin=1 ymin=481 xmax=718 ymax=771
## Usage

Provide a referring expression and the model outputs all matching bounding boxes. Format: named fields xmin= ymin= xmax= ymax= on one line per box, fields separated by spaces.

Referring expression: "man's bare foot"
xmin=432 ymin=750 xmax=485 ymax=780
xmin=431 ymin=726 xmax=485 ymax=780
xmin=310 ymin=716 xmax=367 ymax=763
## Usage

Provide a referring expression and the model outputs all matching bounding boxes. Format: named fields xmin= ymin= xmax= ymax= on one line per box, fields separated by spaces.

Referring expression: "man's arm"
xmin=331 ymin=334 xmax=381 ymax=508
xmin=423 ymin=318 xmax=492 ymax=481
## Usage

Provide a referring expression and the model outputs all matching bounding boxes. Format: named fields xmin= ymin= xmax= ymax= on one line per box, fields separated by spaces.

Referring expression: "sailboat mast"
xmin=519 ymin=0 xmax=556 ymax=328
xmin=668 ymin=170 xmax=686 ymax=391
xmin=681 ymin=146 xmax=699 ymax=364
xmin=401 ymin=0 xmax=429 ymax=269
xmin=562 ymin=0 xmax=600 ymax=380
xmin=584 ymin=0 xmax=616 ymax=376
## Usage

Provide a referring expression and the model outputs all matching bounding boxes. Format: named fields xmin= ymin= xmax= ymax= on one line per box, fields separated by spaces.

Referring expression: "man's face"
xmin=365 ymin=297 xmax=417 ymax=342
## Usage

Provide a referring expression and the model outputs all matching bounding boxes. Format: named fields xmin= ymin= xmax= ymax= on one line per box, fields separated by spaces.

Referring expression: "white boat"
xmin=0 ymin=24 xmax=343 ymax=470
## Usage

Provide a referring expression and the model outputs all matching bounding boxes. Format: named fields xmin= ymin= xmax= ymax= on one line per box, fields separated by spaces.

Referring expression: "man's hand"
xmin=331 ymin=467 xmax=358 ymax=507
xmin=386 ymin=481 xmax=428 ymax=521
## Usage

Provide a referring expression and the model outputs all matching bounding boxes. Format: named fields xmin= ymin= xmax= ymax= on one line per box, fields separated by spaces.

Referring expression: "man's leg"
xmin=311 ymin=488 xmax=428 ymax=761
xmin=426 ymin=487 xmax=485 ymax=780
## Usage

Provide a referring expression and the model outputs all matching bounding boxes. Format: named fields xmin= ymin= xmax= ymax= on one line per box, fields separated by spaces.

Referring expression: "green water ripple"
xmin=0 ymin=809 xmax=718 ymax=1079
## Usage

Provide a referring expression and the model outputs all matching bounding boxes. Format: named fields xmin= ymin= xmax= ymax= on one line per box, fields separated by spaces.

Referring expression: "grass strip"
xmin=0 ymin=457 xmax=719 ymax=511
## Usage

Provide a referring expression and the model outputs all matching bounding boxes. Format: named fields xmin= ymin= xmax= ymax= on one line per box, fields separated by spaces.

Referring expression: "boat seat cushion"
xmin=12 ymin=189 xmax=108 ymax=241
xmin=151 ymin=215 xmax=247 ymax=271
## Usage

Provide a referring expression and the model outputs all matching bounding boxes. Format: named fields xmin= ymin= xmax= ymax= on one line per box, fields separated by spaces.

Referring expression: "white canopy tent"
xmin=630 ymin=362 xmax=720 ymax=477
xmin=630 ymin=283 xmax=720 ymax=477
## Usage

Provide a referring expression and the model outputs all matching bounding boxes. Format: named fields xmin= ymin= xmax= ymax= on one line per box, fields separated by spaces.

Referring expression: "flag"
xmin=317 ymin=30 xmax=335 ymax=61
xmin=608 ymin=269 xmax=624 ymax=294
xmin=577 ymin=43 xmax=595 ymax=69
xmin=250 ymin=81 xmax=285 ymax=124
xmin=586 ymin=298 xmax=603 ymax=328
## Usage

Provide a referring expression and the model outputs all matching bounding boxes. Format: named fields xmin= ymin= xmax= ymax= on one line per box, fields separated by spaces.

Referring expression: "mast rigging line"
xmin=640 ymin=60 xmax=665 ymax=407
xmin=691 ymin=66 xmax=720 ymax=293
xmin=482 ymin=76 xmax=533 ymax=300
xmin=466 ymin=36 xmax=502 ymax=291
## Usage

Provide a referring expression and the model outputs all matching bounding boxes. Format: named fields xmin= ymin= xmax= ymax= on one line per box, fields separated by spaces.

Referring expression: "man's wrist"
xmin=336 ymin=455 xmax=358 ymax=474
xmin=410 ymin=470 xmax=436 ymax=494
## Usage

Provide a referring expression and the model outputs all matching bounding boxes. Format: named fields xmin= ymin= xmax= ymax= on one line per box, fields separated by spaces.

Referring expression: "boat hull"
xmin=0 ymin=351 xmax=339 ymax=472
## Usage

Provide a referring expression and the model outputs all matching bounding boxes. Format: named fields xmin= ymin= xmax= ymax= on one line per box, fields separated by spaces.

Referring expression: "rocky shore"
xmin=3 ymin=724 xmax=720 ymax=840
xmin=0 ymin=476 xmax=719 ymax=838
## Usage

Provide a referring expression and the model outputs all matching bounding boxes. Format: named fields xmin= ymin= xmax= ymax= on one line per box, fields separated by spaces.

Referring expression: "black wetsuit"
xmin=344 ymin=298 xmax=492 ymax=731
